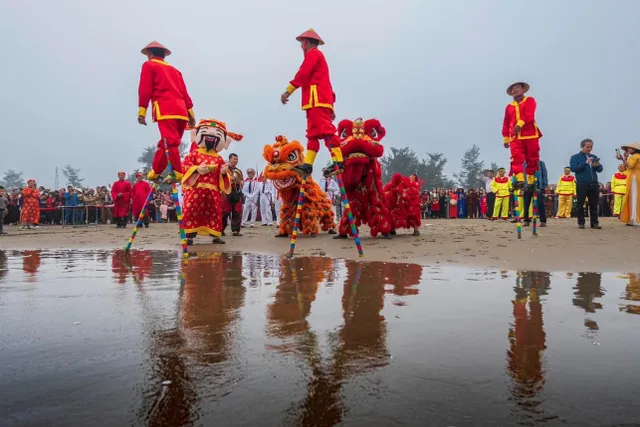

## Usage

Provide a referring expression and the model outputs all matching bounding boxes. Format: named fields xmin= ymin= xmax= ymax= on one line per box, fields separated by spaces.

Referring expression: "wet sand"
xmin=1 ymin=250 xmax=639 ymax=427
xmin=1 ymin=217 xmax=637 ymax=272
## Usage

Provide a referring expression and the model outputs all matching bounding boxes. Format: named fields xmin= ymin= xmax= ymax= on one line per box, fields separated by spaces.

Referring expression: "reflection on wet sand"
xmin=572 ymin=273 xmax=604 ymax=334
xmin=506 ymin=272 xmax=550 ymax=424
xmin=133 ymin=252 xmax=247 ymax=427
xmin=0 ymin=250 xmax=7 ymax=282
xmin=22 ymin=250 xmax=41 ymax=282
xmin=620 ymin=273 xmax=640 ymax=315
xmin=264 ymin=258 xmax=423 ymax=426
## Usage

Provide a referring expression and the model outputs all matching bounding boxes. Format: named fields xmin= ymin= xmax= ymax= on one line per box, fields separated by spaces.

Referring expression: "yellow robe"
xmin=555 ymin=175 xmax=576 ymax=218
xmin=620 ymin=154 xmax=640 ymax=225
xmin=611 ymin=172 xmax=628 ymax=216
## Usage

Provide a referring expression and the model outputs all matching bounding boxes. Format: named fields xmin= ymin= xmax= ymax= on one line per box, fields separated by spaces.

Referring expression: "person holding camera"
xmin=569 ymin=138 xmax=603 ymax=229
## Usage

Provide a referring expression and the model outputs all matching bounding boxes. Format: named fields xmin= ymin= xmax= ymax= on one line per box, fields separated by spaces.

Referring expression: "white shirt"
xmin=318 ymin=176 xmax=339 ymax=200
xmin=481 ymin=176 xmax=494 ymax=193
xmin=258 ymin=181 xmax=275 ymax=202
xmin=242 ymin=179 xmax=258 ymax=203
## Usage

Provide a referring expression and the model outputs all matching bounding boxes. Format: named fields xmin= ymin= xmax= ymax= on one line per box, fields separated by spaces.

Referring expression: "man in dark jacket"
xmin=569 ymin=138 xmax=603 ymax=229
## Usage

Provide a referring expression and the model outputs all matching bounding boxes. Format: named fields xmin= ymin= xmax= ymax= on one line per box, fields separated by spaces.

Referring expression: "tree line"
xmin=3 ymin=143 xmax=495 ymax=191
xmin=380 ymin=144 xmax=499 ymax=190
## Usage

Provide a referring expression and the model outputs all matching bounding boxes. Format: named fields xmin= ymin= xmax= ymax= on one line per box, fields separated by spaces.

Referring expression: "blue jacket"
xmin=570 ymin=151 xmax=603 ymax=184
xmin=64 ymin=192 xmax=79 ymax=207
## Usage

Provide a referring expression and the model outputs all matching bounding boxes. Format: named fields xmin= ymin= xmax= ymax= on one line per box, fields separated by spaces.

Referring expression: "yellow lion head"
xmin=263 ymin=136 xmax=304 ymax=191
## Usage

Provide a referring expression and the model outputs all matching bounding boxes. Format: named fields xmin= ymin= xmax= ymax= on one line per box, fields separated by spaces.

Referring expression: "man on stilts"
xmin=137 ymin=41 xmax=196 ymax=182
xmin=280 ymin=29 xmax=343 ymax=176
xmin=502 ymin=82 xmax=542 ymax=189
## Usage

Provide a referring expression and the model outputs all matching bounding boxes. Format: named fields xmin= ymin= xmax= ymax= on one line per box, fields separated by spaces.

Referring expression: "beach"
xmin=1 ymin=217 xmax=636 ymax=272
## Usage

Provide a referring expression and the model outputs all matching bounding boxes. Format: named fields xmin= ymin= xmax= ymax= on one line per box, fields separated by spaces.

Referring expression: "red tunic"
xmin=181 ymin=149 xmax=232 ymax=237
xmin=131 ymin=180 xmax=151 ymax=219
xmin=111 ymin=180 xmax=132 ymax=218
xmin=289 ymin=48 xmax=335 ymax=111
xmin=449 ymin=192 xmax=458 ymax=218
xmin=502 ymin=96 xmax=542 ymax=143
xmin=20 ymin=188 xmax=40 ymax=223
xmin=138 ymin=59 xmax=194 ymax=121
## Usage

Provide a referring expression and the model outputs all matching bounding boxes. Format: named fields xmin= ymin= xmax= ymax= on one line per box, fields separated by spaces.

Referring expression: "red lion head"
xmin=337 ymin=118 xmax=386 ymax=162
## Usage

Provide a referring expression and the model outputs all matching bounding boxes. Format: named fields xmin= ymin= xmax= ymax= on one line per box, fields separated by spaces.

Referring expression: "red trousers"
xmin=510 ymin=138 xmax=540 ymax=176
xmin=306 ymin=107 xmax=339 ymax=152
xmin=152 ymin=119 xmax=187 ymax=177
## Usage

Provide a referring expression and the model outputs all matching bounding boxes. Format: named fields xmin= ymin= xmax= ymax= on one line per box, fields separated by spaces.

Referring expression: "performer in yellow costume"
xmin=555 ymin=167 xmax=576 ymax=218
xmin=491 ymin=168 xmax=512 ymax=220
xmin=611 ymin=164 xmax=628 ymax=217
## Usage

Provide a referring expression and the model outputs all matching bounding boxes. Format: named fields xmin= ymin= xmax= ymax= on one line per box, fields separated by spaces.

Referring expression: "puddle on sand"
xmin=0 ymin=249 xmax=639 ymax=427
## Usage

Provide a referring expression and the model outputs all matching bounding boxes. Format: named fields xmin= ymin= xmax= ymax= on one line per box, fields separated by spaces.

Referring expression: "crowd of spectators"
xmin=1 ymin=183 xmax=182 ymax=228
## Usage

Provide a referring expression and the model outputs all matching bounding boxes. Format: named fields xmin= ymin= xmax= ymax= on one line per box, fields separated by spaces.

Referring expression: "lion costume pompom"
xmin=263 ymin=136 xmax=336 ymax=237
xmin=384 ymin=173 xmax=422 ymax=231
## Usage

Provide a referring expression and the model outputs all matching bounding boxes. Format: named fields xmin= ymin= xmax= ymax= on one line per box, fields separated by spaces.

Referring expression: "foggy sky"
xmin=1 ymin=0 xmax=637 ymax=188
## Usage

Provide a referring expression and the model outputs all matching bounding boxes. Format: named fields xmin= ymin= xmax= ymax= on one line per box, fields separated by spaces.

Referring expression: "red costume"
xmin=20 ymin=180 xmax=40 ymax=225
xmin=285 ymin=29 xmax=343 ymax=171
xmin=111 ymin=172 xmax=132 ymax=228
xmin=181 ymin=119 xmax=242 ymax=243
xmin=384 ymin=174 xmax=422 ymax=232
xmin=131 ymin=173 xmax=151 ymax=224
xmin=448 ymin=192 xmax=458 ymax=218
xmin=138 ymin=41 xmax=195 ymax=180
xmin=502 ymin=82 xmax=542 ymax=184
xmin=336 ymin=118 xmax=421 ymax=238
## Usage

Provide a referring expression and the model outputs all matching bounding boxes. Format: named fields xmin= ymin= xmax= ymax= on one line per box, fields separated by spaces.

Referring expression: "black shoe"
xmin=591 ymin=224 xmax=602 ymax=229
xmin=382 ymin=233 xmax=393 ymax=239
xmin=186 ymin=238 xmax=194 ymax=245
xmin=390 ymin=230 xmax=397 ymax=236
xmin=143 ymin=223 xmax=149 ymax=228
xmin=578 ymin=224 xmax=585 ymax=229
xmin=212 ymin=237 xmax=225 ymax=244
xmin=293 ymin=164 xmax=313 ymax=177
xmin=523 ymin=221 xmax=531 ymax=227
xmin=328 ymin=229 xmax=337 ymax=234
xmin=333 ymin=234 xmax=348 ymax=239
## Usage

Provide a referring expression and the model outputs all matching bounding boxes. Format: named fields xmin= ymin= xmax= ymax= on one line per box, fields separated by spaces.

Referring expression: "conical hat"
xmin=296 ymin=28 xmax=324 ymax=45
xmin=506 ymin=81 xmax=530 ymax=95
xmin=621 ymin=142 xmax=640 ymax=151
xmin=141 ymin=41 xmax=172 ymax=56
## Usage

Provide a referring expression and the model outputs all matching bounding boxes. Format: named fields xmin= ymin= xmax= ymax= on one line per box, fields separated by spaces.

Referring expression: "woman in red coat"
xmin=111 ymin=172 xmax=132 ymax=228
xmin=448 ymin=190 xmax=458 ymax=219
xmin=20 ymin=179 xmax=40 ymax=229
xmin=131 ymin=172 xmax=151 ymax=227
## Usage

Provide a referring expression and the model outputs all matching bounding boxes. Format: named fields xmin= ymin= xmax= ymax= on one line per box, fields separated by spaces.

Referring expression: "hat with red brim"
xmin=506 ymin=81 xmax=530 ymax=95
xmin=141 ymin=41 xmax=172 ymax=56
xmin=296 ymin=28 xmax=324 ymax=45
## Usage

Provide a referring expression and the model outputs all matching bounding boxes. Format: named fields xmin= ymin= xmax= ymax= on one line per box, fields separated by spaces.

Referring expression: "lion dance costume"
xmin=138 ymin=41 xmax=195 ymax=181
xmin=181 ymin=119 xmax=243 ymax=245
xmin=502 ymin=82 xmax=542 ymax=187
xmin=283 ymin=29 xmax=343 ymax=176
xmin=263 ymin=135 xmax=336 ymax=237
xmin=334 ymin=118 xmax=421 ymax=238
xmin=384 ymin=173 xmax=422 ymax=235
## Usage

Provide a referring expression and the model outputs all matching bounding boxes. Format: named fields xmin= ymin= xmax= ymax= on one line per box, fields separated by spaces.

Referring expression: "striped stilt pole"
xmin=330 ymin=155 xmax=364 ymax=258
xmin=513 ymin=178 xmax=522 ymax=240
xmin=289 ymin=177 xmax=308 ymax=257
xmin=162 ymin=137 xmax=189 ymax=259
xmin=124 ymin=181 xmax=158 ymax=253
xmin=532 ymin=175 xmax=538 ymax=236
